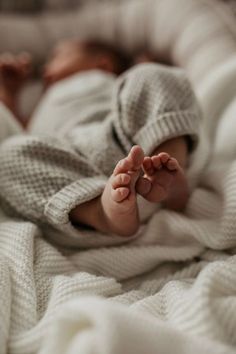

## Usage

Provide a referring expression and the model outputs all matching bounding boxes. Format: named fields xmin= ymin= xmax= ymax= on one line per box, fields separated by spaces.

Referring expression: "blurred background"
xmin=0 ymin=0 xmax=234 ymax=14
xmin=0 ymin=0 xmax=236 ymax=126
xmin=0 ymin=0 xmax=126 ymax=13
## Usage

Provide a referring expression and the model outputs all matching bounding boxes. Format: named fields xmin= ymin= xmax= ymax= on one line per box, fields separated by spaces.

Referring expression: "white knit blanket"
xmin=1 ymin=60 xmax=236 ymax=354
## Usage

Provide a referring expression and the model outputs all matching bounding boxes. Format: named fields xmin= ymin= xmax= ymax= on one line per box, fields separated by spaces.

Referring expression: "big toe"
xmin=113 ymin=145 xmax=144 ymax=176
xmin=128 ymin=145 xmax=144 ymax=170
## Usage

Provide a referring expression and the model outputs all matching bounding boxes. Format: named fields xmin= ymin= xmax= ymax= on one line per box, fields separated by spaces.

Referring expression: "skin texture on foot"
xmin=101 ymin=145 xmax=144 ymax=237
xmin=70 ymin=145 xmax=144 ymax=237
xmin=136 ymin=152 xmax=189 ymax=210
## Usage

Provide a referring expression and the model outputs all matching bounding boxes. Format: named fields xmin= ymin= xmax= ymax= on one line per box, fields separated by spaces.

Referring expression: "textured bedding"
xmin=1 ymin=0 xmax=236 ymax=353
xmin=1 ymin=0 xmax=236 ymax=117
xmin=1 ymin=62 xmax=236 ymax=352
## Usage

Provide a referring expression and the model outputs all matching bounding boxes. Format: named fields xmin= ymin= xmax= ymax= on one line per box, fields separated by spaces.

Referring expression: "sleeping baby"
xmin=0 ymin=40 xmax=201 ymax=238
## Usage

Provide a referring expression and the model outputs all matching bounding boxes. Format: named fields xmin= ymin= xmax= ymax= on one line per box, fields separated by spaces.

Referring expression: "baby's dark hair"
xmin=83 ymin=40 xmax=132 ymax=75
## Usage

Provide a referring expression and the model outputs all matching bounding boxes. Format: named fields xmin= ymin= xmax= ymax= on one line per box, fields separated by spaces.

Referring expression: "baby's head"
xmin=43 ymin=40 xmax=131 ymax=86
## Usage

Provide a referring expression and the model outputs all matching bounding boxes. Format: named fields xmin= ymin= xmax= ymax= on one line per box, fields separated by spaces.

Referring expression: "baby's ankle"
xmin=69 ymin=196 xmax=109 ymax=233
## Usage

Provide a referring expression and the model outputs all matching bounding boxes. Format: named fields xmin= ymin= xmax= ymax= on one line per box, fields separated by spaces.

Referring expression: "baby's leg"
xmin=71 ymin=138 xmax=189 ymax=238
xmin=112 ymin=64 xmax=200 ymax=210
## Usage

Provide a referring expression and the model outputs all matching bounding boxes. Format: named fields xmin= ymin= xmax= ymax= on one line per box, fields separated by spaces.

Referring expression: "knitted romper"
xmin=0 ymin=63 xmax=201 ymax=247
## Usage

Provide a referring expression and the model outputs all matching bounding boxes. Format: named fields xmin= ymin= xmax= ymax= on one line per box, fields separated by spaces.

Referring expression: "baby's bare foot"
xmin=101 ymin=145 xmax=144 ymax=236
xmin=136 ymin=152 xmax=189 ymax=210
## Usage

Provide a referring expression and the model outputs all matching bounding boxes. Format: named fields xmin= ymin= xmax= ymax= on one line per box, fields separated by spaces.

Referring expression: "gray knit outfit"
xmin=0 ymin=63 xmax=201 ymax=247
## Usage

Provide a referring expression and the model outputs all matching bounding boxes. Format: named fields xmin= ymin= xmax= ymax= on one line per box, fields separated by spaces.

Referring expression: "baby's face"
xmin=43 ymin=40 xmax=117 ymax=86
xmin=43 ymin=41 xmax=98 ymax=86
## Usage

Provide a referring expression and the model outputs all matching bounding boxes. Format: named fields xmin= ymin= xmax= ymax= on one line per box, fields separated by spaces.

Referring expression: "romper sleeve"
xmin=0 ymin=135 xmax=107 ymax=230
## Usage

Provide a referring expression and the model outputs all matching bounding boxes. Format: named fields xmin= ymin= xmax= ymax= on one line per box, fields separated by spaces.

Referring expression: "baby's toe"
xmin=111 ymin=187 xmax=130 ymax=202
xmin=128 ymin=145 xmax=144 ymax=171
xmin=143 ymin=156 xmax=155 ymax=175
xmin=159 ymin=152 xmax=170 ymax=164
xmin=113 ymin=146 xmax=144 ymax=176
xmin=112 ymin=173 xmax=131 ymax=189
xmin=166 ymin=157 xmax=179 ymax=171
xmin=113 ymin=158 xmax=133 ymax=175
xmin=151 ymin=155 xmax=162 ymax=170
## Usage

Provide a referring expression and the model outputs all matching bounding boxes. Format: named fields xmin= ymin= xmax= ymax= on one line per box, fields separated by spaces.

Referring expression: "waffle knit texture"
xmin=0 ymin=0 xmax=236 ymax=353
xmin=0 ymin=63 xmax=201 ymax=247
xmin=1 ymin=54 xmax=236 ymax=351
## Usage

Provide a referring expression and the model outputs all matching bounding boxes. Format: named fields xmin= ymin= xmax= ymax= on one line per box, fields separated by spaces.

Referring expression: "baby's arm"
xmin=70 ymin=137 xmax=191 ymax=239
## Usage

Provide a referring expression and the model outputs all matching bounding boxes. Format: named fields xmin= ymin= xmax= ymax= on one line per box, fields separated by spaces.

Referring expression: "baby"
xmin=0 ymin=40 xmax=200 ymax=239
xmin=0 ymin=40 xmax=131 ymax=119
